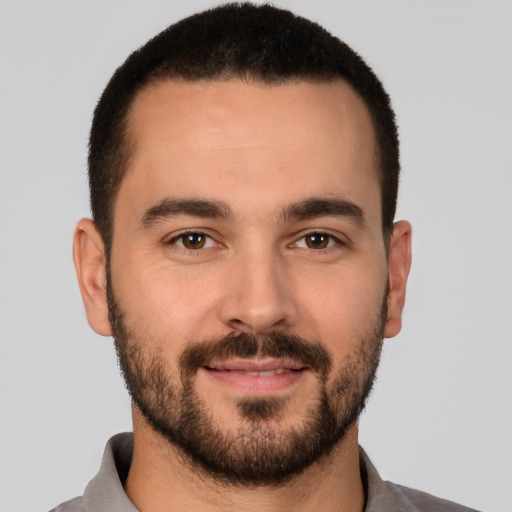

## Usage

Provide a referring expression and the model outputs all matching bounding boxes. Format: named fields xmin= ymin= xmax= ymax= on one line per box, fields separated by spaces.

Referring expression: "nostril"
xmin=228 ymin=318 xmax=245 ymax=327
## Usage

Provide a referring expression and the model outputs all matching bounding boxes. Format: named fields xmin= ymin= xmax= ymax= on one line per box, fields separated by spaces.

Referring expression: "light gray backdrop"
xmin=1 ymin=1 xmax=511 ymax=511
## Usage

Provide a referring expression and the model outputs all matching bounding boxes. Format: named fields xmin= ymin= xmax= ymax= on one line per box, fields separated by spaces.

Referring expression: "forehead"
xmin=119 ymin=78 xmax=379 ymax=223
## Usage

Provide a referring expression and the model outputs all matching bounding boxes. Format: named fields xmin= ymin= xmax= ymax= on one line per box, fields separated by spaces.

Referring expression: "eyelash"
xmin=292 ymin=232 xmax=343 ymax=250
xmin=167 ymin=231 xmax=218 ymax=251
xmin=166 ymin=231 xmax=343 ymax=252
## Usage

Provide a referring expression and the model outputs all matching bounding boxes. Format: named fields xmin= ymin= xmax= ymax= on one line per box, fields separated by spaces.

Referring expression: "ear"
xmin=72 ymin=218 xmax=112 ymax=336
xmin=384 ymin=220 xmax=412 ymax=338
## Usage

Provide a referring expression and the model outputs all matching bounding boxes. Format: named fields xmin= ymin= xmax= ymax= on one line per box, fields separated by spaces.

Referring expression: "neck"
xmin=124 ymin=411 xmax=365 ymax=512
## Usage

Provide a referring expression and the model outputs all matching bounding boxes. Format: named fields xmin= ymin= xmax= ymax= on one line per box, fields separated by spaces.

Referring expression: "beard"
xmin=107 ymin=278 xmax=386 ymax=487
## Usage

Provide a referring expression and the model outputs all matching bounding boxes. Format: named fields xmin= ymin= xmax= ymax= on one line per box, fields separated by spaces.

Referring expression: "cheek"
xmin=297 ymin=264 xmax=386 ymax=351
xmin=112 ymin=255 xmax=224 ymax=347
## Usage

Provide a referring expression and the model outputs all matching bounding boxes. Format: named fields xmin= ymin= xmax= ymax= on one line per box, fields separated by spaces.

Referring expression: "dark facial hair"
xmin=107 ymin=273 xmax=386 ymax=487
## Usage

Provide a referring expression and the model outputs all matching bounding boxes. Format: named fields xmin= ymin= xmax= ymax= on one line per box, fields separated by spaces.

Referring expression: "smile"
xmin=208 ymin=367 xmax=300 ymax=377
xmin=225 ymin=368 xmax=288 ymax=377
xmin=202 ymin=359 xmax=307 ymax=393
xmin=205 ymin=358 xmax=306 ymax=372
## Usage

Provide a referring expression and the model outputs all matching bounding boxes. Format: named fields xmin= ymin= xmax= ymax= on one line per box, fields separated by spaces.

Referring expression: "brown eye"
xmin=305 ymin=233 xmax=330 ymax=249
xmin=171 ymin=232 xmax=214 ymax=250
xmin=182 ymin=233 xmax=206 ymax=249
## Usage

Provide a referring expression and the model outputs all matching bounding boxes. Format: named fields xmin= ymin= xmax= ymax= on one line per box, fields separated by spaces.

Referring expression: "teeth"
xmin=243 ymin=369 xmax=285 ymax=377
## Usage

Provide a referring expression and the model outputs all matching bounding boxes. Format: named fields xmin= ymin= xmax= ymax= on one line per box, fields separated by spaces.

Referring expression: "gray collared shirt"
xmin=52 ymin=433 xmax=480 ymax=512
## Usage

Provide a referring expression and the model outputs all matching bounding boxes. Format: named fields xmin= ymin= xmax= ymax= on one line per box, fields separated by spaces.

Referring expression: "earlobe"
xmin=384 ymin=220 xmax=412 ymax=339
xmin=72 ymin=218 xmax=112 ymax=336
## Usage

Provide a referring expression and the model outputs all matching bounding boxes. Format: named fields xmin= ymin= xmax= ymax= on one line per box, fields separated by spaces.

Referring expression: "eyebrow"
xmin=140 ymin=198 xmax=233 ymax=229
xmin=139 ymin=196 xmax=365 ymax=230
xmin=281 ymin=197 xmax=365 ymax=225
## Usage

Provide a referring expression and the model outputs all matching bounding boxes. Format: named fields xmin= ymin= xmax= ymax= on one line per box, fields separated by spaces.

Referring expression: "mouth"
xmin=201 ymin=358 xmax=308 ymax=394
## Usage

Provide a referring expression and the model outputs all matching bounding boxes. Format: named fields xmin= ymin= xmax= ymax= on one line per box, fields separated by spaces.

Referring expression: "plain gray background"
xmin=1 ymin=1 xmax=511 ymax=511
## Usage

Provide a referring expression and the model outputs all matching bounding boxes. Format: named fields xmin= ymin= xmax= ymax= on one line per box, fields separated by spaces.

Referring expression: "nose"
xmin=218 ymin=247 xmax=299 ymax=335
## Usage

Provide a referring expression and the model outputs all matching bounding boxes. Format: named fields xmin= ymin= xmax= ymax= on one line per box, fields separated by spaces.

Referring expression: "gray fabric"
xmin=360 ymin=447 xmax=480 ymax=512
xmin=52 ymin=432 xmax=480 ymax=512
xmin=52 ymin=434 xmax=137 ymax=512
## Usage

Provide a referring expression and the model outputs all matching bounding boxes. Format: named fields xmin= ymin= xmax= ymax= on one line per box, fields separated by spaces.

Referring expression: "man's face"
xmin=105 ymin=79 xmax=393 ymax=483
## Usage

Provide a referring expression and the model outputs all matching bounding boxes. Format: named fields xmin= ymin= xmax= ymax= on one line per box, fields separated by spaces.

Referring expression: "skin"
xmin=73 ymin=79 xmax=412 ymax=512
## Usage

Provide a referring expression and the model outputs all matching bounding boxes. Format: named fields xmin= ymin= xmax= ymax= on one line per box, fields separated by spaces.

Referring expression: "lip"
xmin=202 ymin=358 xmax=307 ymax=394
xmin=207 ymin=358 xmax=306 ymax=372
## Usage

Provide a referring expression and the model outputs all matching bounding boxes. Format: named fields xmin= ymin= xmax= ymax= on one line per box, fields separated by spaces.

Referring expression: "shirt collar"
xmin=83 ymin=433 xmax=138 ymax=512
xmin=359 ymin=446 xmax=402 ymax=512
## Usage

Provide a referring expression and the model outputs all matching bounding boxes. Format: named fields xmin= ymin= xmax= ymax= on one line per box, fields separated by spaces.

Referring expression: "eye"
xmin=169 ymin=232 xmax=216 ymax=250
xmin=294 ymin=232 xmax=340 ymax=250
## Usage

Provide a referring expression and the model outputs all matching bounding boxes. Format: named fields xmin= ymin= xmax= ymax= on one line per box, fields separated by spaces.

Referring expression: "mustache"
xmin=180 ymin=331 xmax=333 ymax=380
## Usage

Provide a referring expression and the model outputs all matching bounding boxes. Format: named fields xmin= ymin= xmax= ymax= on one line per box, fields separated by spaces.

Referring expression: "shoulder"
xmin=49 ymin=496 xmax=84 ymax=512
xmin=360 ymin=446 xmax=481 ymax=512
xmin=385 ymin=482 xmax=481 ymax=512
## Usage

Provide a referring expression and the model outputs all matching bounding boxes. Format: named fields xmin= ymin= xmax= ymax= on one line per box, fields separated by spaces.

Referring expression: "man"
xmin=54 ymin=3 xmax=477 ymax=511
